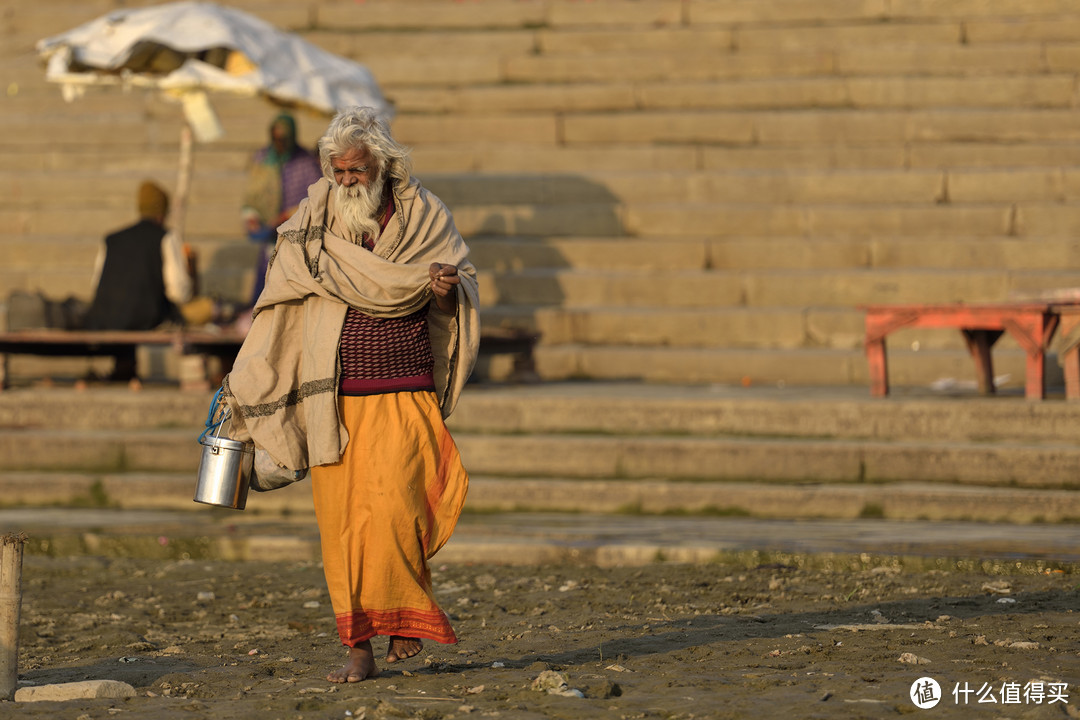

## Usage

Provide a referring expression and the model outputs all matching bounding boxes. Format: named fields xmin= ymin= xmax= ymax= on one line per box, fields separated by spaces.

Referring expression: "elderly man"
xmin=224 ymin=107 xmax=480 ymax=682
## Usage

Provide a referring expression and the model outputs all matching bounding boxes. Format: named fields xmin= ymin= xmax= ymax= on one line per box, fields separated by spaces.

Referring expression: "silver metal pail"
xmin=194 ymin=390 xmax=253 ymax=509
xmin=195 ymin=434 xmax=254 ymax=509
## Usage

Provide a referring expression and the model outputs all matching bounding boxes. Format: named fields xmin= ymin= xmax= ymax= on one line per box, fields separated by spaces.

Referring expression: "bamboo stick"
xmin=0 ymin=533 xmax=26 ymax=701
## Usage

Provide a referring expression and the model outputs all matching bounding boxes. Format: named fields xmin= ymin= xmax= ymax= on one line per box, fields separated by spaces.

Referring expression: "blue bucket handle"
xmin=199 ymin=387 xmax=231 ymax=444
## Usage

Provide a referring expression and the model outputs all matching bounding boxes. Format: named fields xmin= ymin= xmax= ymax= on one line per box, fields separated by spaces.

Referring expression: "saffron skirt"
xmin=311 ymin=391 xmax=469 ymax=647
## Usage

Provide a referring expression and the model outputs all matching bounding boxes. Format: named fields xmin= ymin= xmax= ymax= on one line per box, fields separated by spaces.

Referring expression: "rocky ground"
xmin=5 ymin=553 xmax=1079 ymax=719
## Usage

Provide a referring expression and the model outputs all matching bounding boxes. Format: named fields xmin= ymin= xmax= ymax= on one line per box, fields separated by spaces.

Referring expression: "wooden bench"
xmin=862 ymin=302 xmax=1077 ymax=400
xmin=0 ymin=326 xmax=541 ymax=390
xmin=0 ymin=329 xmax=244 ymax=391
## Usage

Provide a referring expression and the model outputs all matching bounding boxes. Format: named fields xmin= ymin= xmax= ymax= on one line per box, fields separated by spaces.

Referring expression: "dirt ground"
xmin=6 ymin=553 xmax=1080 ymax=719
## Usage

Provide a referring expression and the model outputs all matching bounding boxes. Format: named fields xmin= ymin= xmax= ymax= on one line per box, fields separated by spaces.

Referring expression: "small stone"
xmin=997 ymin=598 xmax=1017 ymax=605
xmin=898 ymin=652 xmax=931 ymax=665
xmin=531 ymin=670 xmax=570 ymax=693
xmin=1009 ymin=641 xmax=1040 ymax=650
xmin=15 ymin=680 xmax=136 ymax=702
xmin=303 ymin=601 xmax=320 ymax=609
xmin=196 ymin=591 xmax=215 ymax=602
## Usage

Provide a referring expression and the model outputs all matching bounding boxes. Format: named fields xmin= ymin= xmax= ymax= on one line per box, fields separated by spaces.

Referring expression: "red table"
xmin=863 ymin=302 xmax=1064 ymax=400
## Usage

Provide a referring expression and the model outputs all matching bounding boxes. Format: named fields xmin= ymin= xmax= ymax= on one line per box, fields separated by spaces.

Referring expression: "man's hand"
xmin=429 ymin=262 xmax=460 ymax=314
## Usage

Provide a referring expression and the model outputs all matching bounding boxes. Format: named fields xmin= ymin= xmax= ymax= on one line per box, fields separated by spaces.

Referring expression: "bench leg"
xmin=962 ymin=330 xmax=1000 ymax=395
xmin=866 ymin=338 xmax=888 ymax=397
xmin=1023 ymin=352 xmax=1048 ymax=401
xmin=178 ymin=354 xmax=211 ymax=392
xmin=1063 ymin=346 xmax=1080 ymax=401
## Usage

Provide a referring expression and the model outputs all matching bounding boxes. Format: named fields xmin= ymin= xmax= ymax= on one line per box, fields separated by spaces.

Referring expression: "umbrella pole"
xmin=174 ymin=123 xmax=193 ymax=241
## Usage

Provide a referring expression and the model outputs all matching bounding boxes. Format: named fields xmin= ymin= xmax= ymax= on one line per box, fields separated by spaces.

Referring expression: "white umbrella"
xmin=36 ymin=0 xmax=392 ymax=236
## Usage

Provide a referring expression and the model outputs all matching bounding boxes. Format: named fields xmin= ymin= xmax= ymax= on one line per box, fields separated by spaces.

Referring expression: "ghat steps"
xmin=4 ymin=0 xmax=1080 ymax=388
xmin=0 ymin=384 xmax=1078 ymax=528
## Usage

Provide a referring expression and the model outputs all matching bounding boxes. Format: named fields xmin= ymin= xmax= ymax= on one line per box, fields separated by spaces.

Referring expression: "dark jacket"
xmin=83 ymin=219 xmax=177 ymax=330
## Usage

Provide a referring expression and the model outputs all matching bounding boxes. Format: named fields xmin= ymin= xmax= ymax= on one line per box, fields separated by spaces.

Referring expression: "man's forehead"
xmin=331 ymin=146 xmax=373 ymax=167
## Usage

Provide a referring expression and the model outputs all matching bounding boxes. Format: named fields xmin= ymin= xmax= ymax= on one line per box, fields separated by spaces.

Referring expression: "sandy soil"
xmin=7 ymin=554 xmax=1080 ymax=719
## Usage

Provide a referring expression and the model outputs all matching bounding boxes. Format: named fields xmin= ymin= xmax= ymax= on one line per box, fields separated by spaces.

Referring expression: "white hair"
xmin=318 ymin=106 xmax=411 ymax=191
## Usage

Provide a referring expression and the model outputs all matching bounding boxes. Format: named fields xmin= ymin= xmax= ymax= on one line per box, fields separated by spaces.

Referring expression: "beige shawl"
xmin=223 ymin=176 xmax=480 ymax=471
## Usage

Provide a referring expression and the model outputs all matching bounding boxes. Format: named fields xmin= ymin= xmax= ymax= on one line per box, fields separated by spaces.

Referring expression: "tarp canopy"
xmin=36 ymin=1 xmax=392 ymax=239
xmin=36 ymin=0 xmax=392 ymax=136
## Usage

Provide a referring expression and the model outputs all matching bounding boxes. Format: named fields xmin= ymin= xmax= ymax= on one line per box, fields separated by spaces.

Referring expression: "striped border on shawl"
xmin=224 ymin=376 xmax=337 ymax=419
xmin=270 ymin=226 xmax=324 ymax=277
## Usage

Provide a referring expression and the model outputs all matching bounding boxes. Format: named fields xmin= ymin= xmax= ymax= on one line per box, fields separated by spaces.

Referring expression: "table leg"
xmin=962 ymin=330 xmax=999 ymax=395
xmin=866 ymin=337 xmax=889 ymax=397
xmin=1063 ymin=346 xmax=1080 ymax=401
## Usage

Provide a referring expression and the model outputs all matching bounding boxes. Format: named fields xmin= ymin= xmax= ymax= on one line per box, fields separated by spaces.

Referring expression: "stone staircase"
xmin=2 ymin=384 xmax=1080 ymax=526
xmin=5 ymin=0 xmax=1080 ymax=388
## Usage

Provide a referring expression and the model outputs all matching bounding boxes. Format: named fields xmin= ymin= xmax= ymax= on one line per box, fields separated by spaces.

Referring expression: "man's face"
xmin=331 ymin=147 xmax=378 ymax=189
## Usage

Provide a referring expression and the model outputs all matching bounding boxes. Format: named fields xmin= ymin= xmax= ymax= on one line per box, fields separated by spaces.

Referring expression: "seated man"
xmin=83 ymin=180 xmax=195 ymax=381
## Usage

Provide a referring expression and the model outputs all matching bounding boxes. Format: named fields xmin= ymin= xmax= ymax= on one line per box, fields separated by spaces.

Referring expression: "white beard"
xmin=334 ymin=174 xmax=386 ymax=240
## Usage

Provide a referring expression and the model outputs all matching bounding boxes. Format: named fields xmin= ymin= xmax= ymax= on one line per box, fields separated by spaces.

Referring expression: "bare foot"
xmin=386 ymin=636 xmax=423 ymax=663
xmin=327 ymin=641 xmax=378 ymax=683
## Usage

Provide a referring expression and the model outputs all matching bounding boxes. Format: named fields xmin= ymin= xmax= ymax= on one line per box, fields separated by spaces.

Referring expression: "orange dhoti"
xmin=311 ymin=391 xmax=469 ymax=647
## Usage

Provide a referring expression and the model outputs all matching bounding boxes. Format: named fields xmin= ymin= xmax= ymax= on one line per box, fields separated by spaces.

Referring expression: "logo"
xmin=911 ymin=677 xmax=942 ymax=709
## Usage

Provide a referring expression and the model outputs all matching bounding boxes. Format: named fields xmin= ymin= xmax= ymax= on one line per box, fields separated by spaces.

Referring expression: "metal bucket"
xmin=195 ymin=433 xmax=253 ymax=509
xmin=194 ymin=389 xmax=253 ymax=510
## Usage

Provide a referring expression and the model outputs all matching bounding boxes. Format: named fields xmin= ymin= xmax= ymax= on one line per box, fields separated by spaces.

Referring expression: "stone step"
xmin=532 ymin=344 xmax=1053 ymax=389
xmin=4 ymin=383 xmax=1080 ymax=442
xmin=563 ymin=109 xmax=1080 ymax=147
xmin=0 ymin=146 xmax=254 ymax=174
xmin=705 ymin=141 xmax=1080 ymax=173
xmin=416 ymin=139 xmax=1080 ymax=174
xmin=502 ymin=43 xmax=1060 ymax=84
xmin=1 ymin=470 xmax=1077 ymax=524
xmin=9 ymin=168 xmax=1080 ymax=211
xmin=24 ymin=197 xmax=1080 ymax=243
xmin=2 ymin=424 xmax=1079 ymax=490
xmin=707 ymin=236 xmax=1080 ymax=272
xmin=4 ymin=136 xmax=1078 ymax=181
xmin=12 ymin=1 xmax=1074 ymax=51
xmin=9 ymin=262 xmax=1080 ymax=320
xmin=468 ymin=478 xmax=1080 ymax=524
xmin=476 ymin=267 xmax=1080 ymax=309
xmin=0 ymin=340 xmax=1048 ymax=390
xmin=390 ymin=74 xmax=1077 ymax=114
xmin=450 ymin=304 xmax=1044 ymax=354
xmin=9 ymin=105 xmax=1080 ymax=151
xmin=529 ymin=306 xmax=864 ymax=350
xmin=16 ymin=232 xmax=1073 ymax=282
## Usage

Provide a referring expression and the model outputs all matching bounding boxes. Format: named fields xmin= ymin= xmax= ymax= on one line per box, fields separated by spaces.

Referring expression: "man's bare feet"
xmin=386 ymin=636 xmax=423 ymax=663
xmin=327 ymin=641 xmax=378 ymax=683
